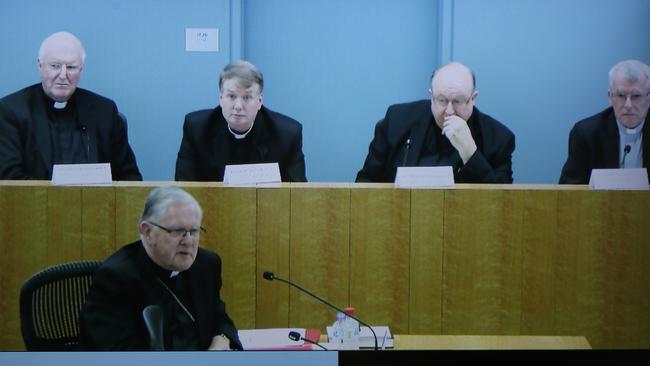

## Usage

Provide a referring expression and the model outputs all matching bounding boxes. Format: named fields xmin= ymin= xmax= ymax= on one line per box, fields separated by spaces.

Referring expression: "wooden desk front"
xmin=0 ymin=182 xmax=648 ymax=350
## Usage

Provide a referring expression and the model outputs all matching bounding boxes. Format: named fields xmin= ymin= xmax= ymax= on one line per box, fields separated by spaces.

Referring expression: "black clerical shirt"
xmin=44 ymin=95 xmax=88 ymax=164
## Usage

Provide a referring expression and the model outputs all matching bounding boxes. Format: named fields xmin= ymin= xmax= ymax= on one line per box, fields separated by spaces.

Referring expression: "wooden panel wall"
xmin=0 ymin=183 xmax=648 ymax=350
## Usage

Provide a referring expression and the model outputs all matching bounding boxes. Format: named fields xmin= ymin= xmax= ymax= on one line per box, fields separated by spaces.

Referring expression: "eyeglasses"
xmin=45 ymin=63 xmax=81 ymax=75
xmin=148 ymin=221 xmax=206 ymax=238
xmin=611 ymin=91 xmax=650 ymax=105
xmin=432 ymin=92 xmax=475 ymax=108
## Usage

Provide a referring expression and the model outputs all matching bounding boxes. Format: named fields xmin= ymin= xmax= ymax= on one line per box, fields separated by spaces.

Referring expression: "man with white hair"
xmin=0 ymin=31 xmax=141 ymax=180
xmin=80 ymin=186 xmax=242 ymax=350
xmin=560 ymin=59 xmax=650 ymax=184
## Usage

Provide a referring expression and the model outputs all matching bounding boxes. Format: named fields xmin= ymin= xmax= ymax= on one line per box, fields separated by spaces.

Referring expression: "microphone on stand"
xmin=288 ymin=330 xmax=328 ymax=350
xmin=402 ymin=138 xmax=411 ymax=166
xmin=262 ymin=271 xmax=378 ymax=351
xmin=621 ymin=144 xmax=631 ymax=168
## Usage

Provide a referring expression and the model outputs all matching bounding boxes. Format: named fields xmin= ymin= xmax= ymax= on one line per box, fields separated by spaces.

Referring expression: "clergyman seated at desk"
xmin=79 ymin=186 xmax=242 ymax=350
xmin=559 ymin=59 xmax=650 ymax=184
xmin=0 ymin=31 xmax=142 ymax=181
xmin=174 ymin=60 xmax=306 ymax=182
xmin=356 ymin=61 xmax=515 ymax=183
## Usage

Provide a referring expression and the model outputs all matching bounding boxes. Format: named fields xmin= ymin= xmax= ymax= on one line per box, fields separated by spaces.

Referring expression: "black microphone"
xmin=401 ymin=138 xmax=411 ymax=166
xmin=288 ymin=330 xmax=328 ymax=350
xmin=80 ymin=124 xmax=90 ymax=161
xmin=262 ymin=271 xmax=378 ymax=351
xmin=621 ymin=144 xmax=631 ymax=168
xmin=142 ymin=304 xmax=164 ymax=351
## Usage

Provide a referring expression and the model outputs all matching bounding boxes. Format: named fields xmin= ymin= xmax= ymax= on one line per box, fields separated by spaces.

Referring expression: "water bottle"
xmin=340 ymin=307 xmax=360 ymax=350
xmin=330 ymin=311 xmax=346 ymax=346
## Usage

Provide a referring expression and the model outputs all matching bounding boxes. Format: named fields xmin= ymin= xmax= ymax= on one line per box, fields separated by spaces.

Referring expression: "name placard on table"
xmin=223 ymin=163 xmax=281 ymax=187
xmin=394 ymin=166 xmax=454 ymax=188
xmin=589 ymin=168 xmax=649 ymax=190
xmin=51 ymin=163 xmax=112 ymax=186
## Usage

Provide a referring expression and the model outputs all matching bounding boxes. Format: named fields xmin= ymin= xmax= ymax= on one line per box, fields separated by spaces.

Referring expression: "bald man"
xmin=356 ymin=62 xmax=515 ymax=183
xmin=0 ymin=31 xmax=142 ymax=180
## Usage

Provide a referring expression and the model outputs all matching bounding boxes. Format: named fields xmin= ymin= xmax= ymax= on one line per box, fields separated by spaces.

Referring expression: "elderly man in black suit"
xmin=559 ymin=59 xmax=650 ymax=184
xmin=0 ymin=31 xmax=141 ymax=180
xmin=356 ymin=61 xmax=515 ymax=183
xmin=80 ymin=186 xmax=242 ymax=350
xmin=175 ymin=60 xmax=306 ymax=182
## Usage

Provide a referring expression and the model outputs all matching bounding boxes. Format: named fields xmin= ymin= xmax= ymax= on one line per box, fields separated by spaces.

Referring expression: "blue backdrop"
xmin=1 ymin=0 xmax=648 ymax=183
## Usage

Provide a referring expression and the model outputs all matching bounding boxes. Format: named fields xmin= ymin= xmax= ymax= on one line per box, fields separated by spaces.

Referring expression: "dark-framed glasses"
xmin=148 ymin=221 xmax=206 ymax=238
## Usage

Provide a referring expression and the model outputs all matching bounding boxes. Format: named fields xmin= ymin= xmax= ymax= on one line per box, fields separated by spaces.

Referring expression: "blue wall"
xmin=243 ymin=0 xmax=439 ymax=182
xmin=0 ymin=0 xmax=233 ymax=180
xmin=450 ymin=0 xmax=650 ymax=183
xmin=1 ymin=0 xmax=649 ymax=182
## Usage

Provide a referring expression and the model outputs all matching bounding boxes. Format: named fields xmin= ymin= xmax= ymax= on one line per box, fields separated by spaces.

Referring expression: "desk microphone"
xmin=621 ymin=144 xmax=631 ymax=168
xmin=288 ymin=330 xmax=328 ymax=350
xmin=262 ymin=271 xmax=378 ymax=351
xmin=80 ymin=124 xmax=90 ymax=161
xmin=402 ymin=138 xmax=411 ymax=166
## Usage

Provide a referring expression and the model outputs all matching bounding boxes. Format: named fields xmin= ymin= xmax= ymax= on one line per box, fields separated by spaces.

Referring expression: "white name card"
xmin=223 ymin=163 xmax=281 ymax=187
xmin=51 ymin=163 xmax=112 ymax=186
xmin=589 ymin=168 xmax=649 ymax=190
xmin=394 ymin=166 xmax=455 ymax=188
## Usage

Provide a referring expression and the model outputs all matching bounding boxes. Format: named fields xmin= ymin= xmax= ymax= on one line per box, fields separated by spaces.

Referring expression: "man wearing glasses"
xmin=559 ymin=59 xmax=650 ymax=184
xmin=80 ymin=186 xmax=242 ymax=350
xmin=356 ymin=61 xmax=515 ymax=183
xmin=0 ymin=31 xmax=141 ymax=180
xmin=175 ymin=60 xmax=306 ymax=182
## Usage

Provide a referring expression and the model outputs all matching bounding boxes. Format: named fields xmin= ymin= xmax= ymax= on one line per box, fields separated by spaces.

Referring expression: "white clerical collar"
xmin=170 ymin=271 xmax=179 ymax=278
xmin=616 ymin=120 xmax=645 ymax=135
xmin=227 ymin=119 xmax=255 ymax=139
xmin=53 ymin=101 xmax=67 ymax=109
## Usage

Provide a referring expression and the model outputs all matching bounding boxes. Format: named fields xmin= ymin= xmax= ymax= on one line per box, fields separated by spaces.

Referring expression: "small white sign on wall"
xmin=185 ymin=28 xmax=219 ymax=52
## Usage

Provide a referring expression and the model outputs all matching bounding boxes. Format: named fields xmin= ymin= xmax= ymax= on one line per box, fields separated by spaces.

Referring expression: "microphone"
xmin=142 ymin=304 xmax=164 ymax=351
xmin=262 ymin=271 xmax=378 ymax=351
xmin=401 ymin=138 xmax=411 ymax=166
xmin=288 ymin=330 xmax=328 ymax=350
xmin=621 ymin=144 xmax=631 ymax=168
xmin=80 ymin=124 xmax=90 ymax=161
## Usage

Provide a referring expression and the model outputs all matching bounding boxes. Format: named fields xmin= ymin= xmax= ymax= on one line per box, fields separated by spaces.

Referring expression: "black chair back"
xmin=19 ymin=260 xmax=102 ymax=351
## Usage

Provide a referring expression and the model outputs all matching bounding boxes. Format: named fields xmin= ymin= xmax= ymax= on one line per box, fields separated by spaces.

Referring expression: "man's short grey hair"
xmin=219 ymin=60 xmax=264 ymax=93
xmin=140 ymin=186 xmax=202 ymax=224
xmin=609 ymin=59 xmax=650 ymax=90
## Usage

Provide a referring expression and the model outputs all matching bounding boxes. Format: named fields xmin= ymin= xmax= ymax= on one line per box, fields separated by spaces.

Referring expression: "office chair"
xmin=19 ymin=260 xmax=102 ymax=351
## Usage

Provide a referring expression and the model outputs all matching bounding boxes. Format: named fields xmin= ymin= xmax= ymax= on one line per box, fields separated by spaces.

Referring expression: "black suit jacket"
xmin=175 ymin=105 xmax=306 ymax=181
xmin=356 ymin=100 xmax=515 ymax=183
xmin=79 ymin=241 xmax=242 ymax=351
xmin=0 ymin=84 xmax=142 ymax=180
xmin=559 ymin=107 xmax=649 ymax=184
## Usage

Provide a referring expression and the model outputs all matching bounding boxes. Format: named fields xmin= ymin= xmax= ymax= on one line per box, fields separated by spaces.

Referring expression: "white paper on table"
xmin=394 ymin=166 xmax=454 ymax=188
xmin=589 ymin=168 xmax=649 ymax=190
xmin=51 ymin=163 xmax=112 ymax=186
xmin=223 ymin=163 xmax=281 ymax=187
xmin=237 ymin=328 xmax=305 ymax=349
